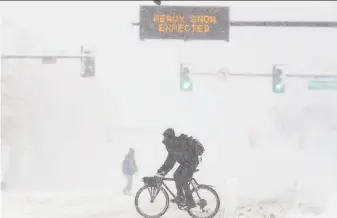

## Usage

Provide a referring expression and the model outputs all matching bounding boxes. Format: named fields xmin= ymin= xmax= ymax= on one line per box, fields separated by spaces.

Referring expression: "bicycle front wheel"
xmin=188 ymin=185 xmax=221 ymax=218
xmin=135 ymin=185 xmax=170 ymax=218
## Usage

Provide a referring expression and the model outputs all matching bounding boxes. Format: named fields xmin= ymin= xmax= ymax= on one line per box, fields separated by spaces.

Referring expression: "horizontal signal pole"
xmin=230 ymin=21 xmax=337 ymax=28
xmin=192 ymin=72 xmax=337 ymax=79
xmin=228 ymin=73 xmax=271 ymax=77
xmin=0 ymin=54 xmax=93 ymax=59
xmin=287 ymin=74 xmax=337 ymax=78
xmin=227 ymin=73 xmax=337 ymax=79
xmin=132 ymin=21 xmax=337 ymax=28
xmin=192 ymin=73 xmax=217 ymax=76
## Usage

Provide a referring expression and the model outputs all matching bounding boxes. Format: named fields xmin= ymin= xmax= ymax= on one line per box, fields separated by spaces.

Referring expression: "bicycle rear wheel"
xmin=135 ymin=185 xmax=170 ymax=218
xmin=187 ymin=185 xmax=221 ymax=218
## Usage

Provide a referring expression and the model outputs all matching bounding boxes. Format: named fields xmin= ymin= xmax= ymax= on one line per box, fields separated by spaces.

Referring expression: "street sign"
xmin=308 ymin=79 xmax=337 ymax=90
xmin=42 ymin=56 xmax=57 ymax=64
xmin=217 ymin=67 xmax=229 ymax=80
xmin=139 ymin=5 xmax=230 ymax=41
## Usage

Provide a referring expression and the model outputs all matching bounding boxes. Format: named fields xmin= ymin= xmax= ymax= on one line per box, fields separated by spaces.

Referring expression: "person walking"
xmin=122 ymin=148 xmax=138 ymax=195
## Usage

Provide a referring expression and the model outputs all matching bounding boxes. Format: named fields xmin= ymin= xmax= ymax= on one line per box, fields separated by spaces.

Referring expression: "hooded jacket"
xmin=157 ymin=135 xmax=198 ymax=175
xmin=122 ymin=153 xmax=137 ymax=175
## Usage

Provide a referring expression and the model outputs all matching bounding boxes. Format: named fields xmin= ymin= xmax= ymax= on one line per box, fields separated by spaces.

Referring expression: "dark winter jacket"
xmin=157 ymin=136 xmax=198 ymax=175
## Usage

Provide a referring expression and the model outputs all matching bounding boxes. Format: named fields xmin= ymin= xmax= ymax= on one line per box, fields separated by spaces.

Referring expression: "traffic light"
xmin=81 ymin=54 xmax=95 ymax=78
xmin=180 ymin=64 xmax=193 ymax=91
xmin=272 ymin=65 xmax=285 ymax=93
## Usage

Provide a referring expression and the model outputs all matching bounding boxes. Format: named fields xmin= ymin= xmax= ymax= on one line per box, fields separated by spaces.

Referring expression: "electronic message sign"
xmin=139 ymin=5 xmax=230 ymax=41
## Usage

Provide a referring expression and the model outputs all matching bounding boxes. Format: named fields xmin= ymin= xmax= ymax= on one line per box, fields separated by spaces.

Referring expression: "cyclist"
xmin=155 ymin=128 xmax=200 ymax=210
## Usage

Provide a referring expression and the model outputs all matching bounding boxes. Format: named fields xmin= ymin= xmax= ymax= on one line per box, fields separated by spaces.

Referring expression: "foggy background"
xmin=1 ymin=1 xmax=337 ymax=218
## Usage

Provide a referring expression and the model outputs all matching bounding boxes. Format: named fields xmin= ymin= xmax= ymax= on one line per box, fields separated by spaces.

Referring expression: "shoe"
xmin=123 ymin=190 xmax=132 ymax=196
xmin=170 ymin=197 xmax=183 ymax=204
xmin=182 ymin=201 xmax=197 ymax=211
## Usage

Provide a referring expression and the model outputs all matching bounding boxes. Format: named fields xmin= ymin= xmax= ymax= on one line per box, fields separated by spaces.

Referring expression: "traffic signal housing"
xmin=272 ymin=65 xmax=285 ymax=93
xmin=180 ymin=64 xmax=193 ymax=91
xmin=81 ymin=54 xmax=95 ymax=78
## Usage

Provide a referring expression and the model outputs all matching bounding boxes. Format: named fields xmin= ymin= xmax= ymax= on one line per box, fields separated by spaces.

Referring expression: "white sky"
xmin=2 ymin=1 xmax=337 ymax=135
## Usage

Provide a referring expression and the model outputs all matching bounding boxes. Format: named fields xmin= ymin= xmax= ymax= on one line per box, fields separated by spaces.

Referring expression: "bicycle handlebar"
xmin=162 ymin=178 xmax=175 ymax=181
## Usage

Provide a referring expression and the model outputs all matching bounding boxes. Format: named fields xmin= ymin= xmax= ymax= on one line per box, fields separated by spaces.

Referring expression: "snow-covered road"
xmin=3 ymin=189 xmax=337 ymax=218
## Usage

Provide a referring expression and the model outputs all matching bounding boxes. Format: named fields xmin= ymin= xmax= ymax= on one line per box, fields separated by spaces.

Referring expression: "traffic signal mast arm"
xmin=214 ymin=72 xmax=337 ymax=79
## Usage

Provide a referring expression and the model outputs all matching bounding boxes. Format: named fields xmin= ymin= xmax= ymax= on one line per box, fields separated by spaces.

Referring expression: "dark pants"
xmin=173 ymin=160 xmax=198 ymax=207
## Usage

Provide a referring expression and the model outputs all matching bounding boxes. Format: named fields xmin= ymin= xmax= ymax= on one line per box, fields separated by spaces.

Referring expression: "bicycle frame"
xmin=161 ymin=177 xmax=200 ymax=199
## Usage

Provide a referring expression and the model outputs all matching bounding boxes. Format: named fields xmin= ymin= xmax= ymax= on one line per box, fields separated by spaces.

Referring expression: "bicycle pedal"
xmin=177 ymin=205 xmax=187 ymax=210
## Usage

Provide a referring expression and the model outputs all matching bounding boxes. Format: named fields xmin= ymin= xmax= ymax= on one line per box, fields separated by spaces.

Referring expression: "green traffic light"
xmin=183 ymin=81 xmax=192 ymax=90
xmin=272 ymin=66 xmax=285 ymax=93
xmin=273 ymin=82 xmax=285 ymax=93
xmin=180 ymin=65 xmax=193 ymax=91
xmin=180 ymin=79 xmax=193 ymax=91
xmin=276 ymin=83 xmax=283 ymax=90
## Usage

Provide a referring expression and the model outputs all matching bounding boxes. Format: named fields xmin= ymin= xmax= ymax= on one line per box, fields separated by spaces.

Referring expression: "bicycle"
xmin=134 ymin=169 xmax=221 ymax=218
